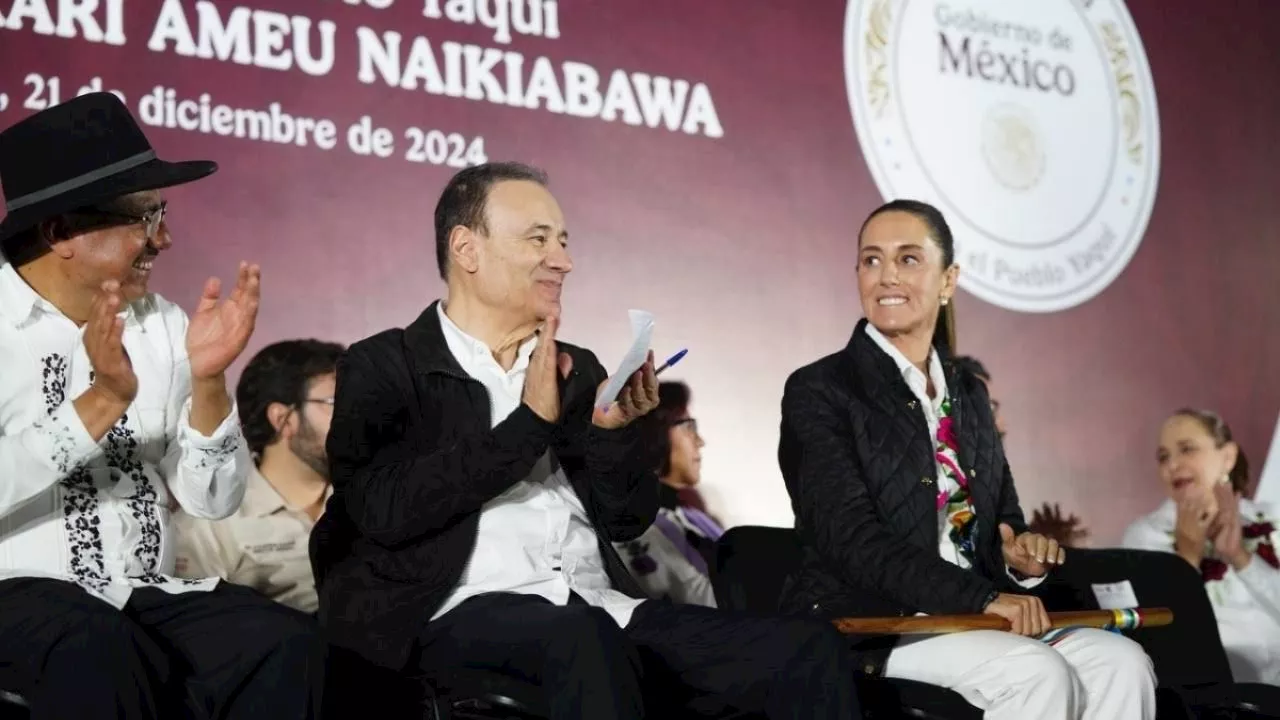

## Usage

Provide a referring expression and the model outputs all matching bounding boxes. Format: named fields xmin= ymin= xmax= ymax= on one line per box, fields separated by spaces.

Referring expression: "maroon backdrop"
xmin=2 ymin=0 xmax=1278 ymax=543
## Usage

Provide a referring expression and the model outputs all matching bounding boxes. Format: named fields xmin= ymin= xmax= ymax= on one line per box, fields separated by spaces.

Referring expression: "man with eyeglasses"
xmin=0 ymin=94 xmax=317 ymax=719
xmin=175 ymin=339 xmax=344 ymax=614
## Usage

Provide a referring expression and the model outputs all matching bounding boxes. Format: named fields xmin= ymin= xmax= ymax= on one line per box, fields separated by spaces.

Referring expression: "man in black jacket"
xmin=311 ymin=162 xmax=860 ymax=720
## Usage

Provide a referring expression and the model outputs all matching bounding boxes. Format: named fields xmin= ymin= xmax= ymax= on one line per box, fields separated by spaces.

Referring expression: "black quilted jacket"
xmin=778 ymin=319 xmax=1035 ymax=674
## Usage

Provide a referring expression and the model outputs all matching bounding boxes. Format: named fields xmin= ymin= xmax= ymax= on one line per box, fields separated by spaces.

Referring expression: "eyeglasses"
xmin=86 ymin=202 xmax=168 ymax=242
xmin=133 ymin=203 xmax=167 ymax=242
xmin=673 ymin=418 xmax=699 ymax=435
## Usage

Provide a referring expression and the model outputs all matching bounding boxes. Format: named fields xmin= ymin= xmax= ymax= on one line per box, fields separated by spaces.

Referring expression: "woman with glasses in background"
xmin=614 ymin=381 xmax=723 ymax=607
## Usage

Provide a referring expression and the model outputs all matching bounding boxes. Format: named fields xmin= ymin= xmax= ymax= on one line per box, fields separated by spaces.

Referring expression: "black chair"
xmin=322 ymin=643 xmax=546 ymax=720
xmin=1044 ymin=547 xmax=1280 ymax=720
xmin=0 ymin=649 xmax=547 ymax=720
xmin=712 ymin=525 xmax=981 ymax=720
xmin=0 ymin=677 xmax=541 ymax=720
xmin=324 ymin=643 xmax=769 ymax=720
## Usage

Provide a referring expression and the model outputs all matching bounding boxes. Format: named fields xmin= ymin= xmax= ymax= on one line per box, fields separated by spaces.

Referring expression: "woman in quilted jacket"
xmin=777 ymin=199 xmax=1157 ymax=719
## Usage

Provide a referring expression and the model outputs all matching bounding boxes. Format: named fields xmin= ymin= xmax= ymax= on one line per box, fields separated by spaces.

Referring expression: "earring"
xmin=1219 ymin=473 xmax=1231 ymax=486
xmin=940 ymin=296 xmax=949 ymax=306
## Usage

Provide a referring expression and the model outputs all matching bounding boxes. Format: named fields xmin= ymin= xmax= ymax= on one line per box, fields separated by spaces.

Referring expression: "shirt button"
xmin=863 ymin=664 xmax=877 ymax=675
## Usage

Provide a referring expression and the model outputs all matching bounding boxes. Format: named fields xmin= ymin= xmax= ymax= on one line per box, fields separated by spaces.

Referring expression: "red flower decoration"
xmin=938 ymin=416 xmax=958 ymax=450
xmin=1256 ymin=542 xmax=1280 ymax=570
xmin=1243 ymin=521 xmax=1275 ymax=540
xmin=1201 ymin=557 xmax=1229 ymax=582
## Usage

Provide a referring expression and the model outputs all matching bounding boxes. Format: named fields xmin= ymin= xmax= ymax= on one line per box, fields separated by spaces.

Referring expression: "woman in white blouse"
xmin=1123 ymin=408 xmax=1280 ymax=685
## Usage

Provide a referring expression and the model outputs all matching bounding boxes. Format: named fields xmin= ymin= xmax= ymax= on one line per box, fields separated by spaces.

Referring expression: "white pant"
xmin=885 ymin=628 xmax=1156 ymax=720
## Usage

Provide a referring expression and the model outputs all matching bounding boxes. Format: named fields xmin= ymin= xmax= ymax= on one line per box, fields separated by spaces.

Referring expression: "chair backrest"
xmin=714 ymin=529 xmax=1236 ymax=690
xmin=1047 ymin=547 xmax=1234 ymax=688
xmin=712 ymin=526 xmax=801 ymax=612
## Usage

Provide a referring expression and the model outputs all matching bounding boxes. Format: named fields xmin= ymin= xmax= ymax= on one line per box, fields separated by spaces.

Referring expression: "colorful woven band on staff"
xmin=1107 ymin=608 xmax=1143 ymax=630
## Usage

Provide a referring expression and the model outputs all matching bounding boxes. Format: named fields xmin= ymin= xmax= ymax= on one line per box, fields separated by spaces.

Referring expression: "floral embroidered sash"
xmin=934 ymin=397 xmax=978 ymax=566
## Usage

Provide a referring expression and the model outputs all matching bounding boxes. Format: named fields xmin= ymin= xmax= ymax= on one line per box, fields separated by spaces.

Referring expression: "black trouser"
xmin=0 ymin=577 xmax=320 ymax=719
xmin=417 ymin=592 xmax=862 ymax=719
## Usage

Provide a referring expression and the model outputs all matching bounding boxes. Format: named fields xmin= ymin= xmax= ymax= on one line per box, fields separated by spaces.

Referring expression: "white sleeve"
xmin=1005 ymin=564 xmax=1048 ymax=589
xmin=1234 ymin=556 xmax=1280 ymax=619
xmin=156 ymin=300 xmax=248 ymax=520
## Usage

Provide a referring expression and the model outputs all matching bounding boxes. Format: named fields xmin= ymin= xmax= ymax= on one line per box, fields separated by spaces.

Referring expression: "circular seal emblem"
xmin=845 ymin=0 xmax=1161 ymax=313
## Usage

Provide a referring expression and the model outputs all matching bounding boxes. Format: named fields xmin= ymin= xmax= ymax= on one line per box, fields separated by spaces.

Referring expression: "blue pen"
xmin=655 ymin=348 xmax=688 ymax=376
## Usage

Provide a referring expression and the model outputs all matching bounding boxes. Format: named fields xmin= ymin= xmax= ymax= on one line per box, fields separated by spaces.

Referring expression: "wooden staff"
xmin=832 ymin=607 xmax=1174 ymax=636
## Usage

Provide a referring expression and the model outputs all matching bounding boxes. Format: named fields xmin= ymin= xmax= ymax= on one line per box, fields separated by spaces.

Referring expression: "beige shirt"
xmin=173 ymin=468 xmax=329 ymax=613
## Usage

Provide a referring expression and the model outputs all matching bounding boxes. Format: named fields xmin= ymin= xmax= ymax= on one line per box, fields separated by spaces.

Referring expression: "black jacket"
xmin=778 ymin=320 xmax=1036 ymax=672
xmin=310 ymin=302 xmax=661 ymax=671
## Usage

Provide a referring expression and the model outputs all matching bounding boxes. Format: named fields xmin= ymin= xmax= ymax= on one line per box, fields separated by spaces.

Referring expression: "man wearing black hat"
xmin=0 ymin=94 xmax=316 ymax=719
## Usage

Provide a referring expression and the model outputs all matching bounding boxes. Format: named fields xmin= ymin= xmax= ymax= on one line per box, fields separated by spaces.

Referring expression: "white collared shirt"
xmin=432 ymin=303 xmax=644 ymax=627
xmin=0 ymin=262 xmax=249 ymax=608
xmin=863 ymin=323 xmax=1041 ymax=588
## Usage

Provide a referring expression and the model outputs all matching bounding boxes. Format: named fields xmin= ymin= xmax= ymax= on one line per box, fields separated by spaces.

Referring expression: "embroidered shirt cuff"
xmin=40 ymin=400 xmax=103 ymax=473
xmin=1006 ymin=563 xmax=1048 ymax=589
xmin=177 ymin=398 xmax=244 ymax=470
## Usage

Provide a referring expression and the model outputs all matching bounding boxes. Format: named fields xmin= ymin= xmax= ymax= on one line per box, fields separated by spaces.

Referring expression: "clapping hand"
xmin=522 ymin=315 xmax=574 ymax=422
xmin=1174 ymin=491 xmax=1218 ymax=564
xmin=187 ymin=262 xmax=261 ymax=380
xmin=84 ymin=280 xmax=137 ymax=405
xmin=1209 ymin=482 xmax=1249 ymax=569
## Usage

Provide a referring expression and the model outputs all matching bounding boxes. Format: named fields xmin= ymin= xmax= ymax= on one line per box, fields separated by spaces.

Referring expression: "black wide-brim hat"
xmin=0 ymin=92 xmax=216 ymax=244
